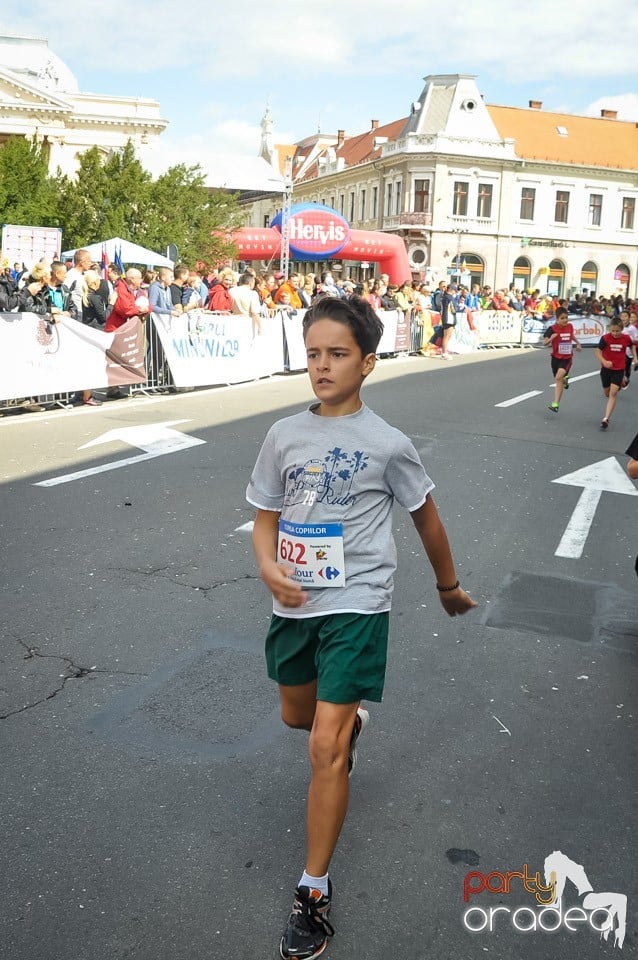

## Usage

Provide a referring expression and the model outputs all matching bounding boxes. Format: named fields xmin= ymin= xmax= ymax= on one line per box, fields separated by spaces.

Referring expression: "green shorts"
xmin=265 ymin=611 xmax=390 ymax=704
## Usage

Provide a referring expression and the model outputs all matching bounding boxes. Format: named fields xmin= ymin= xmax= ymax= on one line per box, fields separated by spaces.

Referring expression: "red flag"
xmin=101 ymin=243 xmax=110 ymax=280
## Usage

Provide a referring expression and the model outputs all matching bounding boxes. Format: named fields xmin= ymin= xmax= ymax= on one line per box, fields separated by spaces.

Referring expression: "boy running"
xmin=595 ymin=319 xmax=637 ymax=429
xmin=246 ymin=296 xmax=476 ymax=959
xmin=544 ymin=306 xmax=581 ymax=412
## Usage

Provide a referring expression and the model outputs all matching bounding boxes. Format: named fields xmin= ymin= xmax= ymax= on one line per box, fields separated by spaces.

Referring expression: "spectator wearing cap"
xmin=273 ymin=271 xmax=286 ymax=297
xmin=274 ymin=273 xmax=303 ymax=309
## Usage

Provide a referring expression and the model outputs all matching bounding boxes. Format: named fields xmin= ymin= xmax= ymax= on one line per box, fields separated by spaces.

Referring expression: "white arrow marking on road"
xmin=552 ymin=457 xmax=638 ymax=558
xmin=34 ymin=420 xmax=206 ymax=487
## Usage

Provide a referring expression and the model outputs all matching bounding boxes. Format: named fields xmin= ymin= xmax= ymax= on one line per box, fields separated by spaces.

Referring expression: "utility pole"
xmin=279 ymin=156 xmax=293 ymax=278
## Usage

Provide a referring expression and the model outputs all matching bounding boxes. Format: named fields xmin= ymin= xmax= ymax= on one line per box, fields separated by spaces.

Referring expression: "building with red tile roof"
xmin=244 ymin=75 xmax=638 ymax=298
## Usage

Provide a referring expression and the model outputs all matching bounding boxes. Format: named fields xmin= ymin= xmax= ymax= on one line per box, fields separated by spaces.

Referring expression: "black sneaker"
xmin=601 ymin=418 xmax=609 ymax=430
xmin=348 ymin=707 xmax=369 ymax=777
xmin=280 ymin=883 xmax=334 ymax=959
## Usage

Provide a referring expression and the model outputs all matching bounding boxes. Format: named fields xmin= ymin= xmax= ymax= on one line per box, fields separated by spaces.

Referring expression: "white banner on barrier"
xmin=282 ymin=307 xmax=400 ymax=372
xmin=0 ymin=312 xmax=146 ymax=401
xmin=521 ymin=313 xmax=607 ymax=346
xmin=151 ymin=310 xmax=285 ymax=387
xmin=377 ymin=310 xmax=399 ymax=354
xmin=475 ymin=310 xmax=522 ymax=346
xmin=281 ymin=309 xmax=308 ymax=371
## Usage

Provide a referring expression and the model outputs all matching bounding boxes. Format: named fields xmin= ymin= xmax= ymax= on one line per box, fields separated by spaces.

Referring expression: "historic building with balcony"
xmin=245 ymin=74 xmax=638 ymax=298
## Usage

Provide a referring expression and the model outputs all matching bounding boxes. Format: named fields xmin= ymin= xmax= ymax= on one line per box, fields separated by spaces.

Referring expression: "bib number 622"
xmin=279 ymin=538 xmax=307 ymax=565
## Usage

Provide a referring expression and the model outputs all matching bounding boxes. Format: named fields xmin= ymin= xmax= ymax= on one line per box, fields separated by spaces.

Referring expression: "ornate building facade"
xmin=245 ymin=75 xmax=638 ymax=298
xmin=0 ymin=34 xmax=167 ymax=177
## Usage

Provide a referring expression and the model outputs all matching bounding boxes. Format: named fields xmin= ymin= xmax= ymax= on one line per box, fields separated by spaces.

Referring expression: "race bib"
xmin=558 ymin=341 xmax=573 ymax=355
xmin=277 ymin=520 xmax=346 ymax=588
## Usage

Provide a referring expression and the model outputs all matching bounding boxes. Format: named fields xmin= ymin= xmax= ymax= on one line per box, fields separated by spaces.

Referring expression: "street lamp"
xmin=452 ymin=227 xmax=468 ymax=282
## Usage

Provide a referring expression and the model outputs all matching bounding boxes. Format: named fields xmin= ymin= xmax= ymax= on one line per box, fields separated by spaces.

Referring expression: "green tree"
xmin=101 ymin=141 xmax=152 ymax=240
xmin=0 ymin=136 xmax=58 ymax=226
xmin=145 ymin=163 xmax=243 ymax=269
xmin=53 ymin=145 xmax=109 ymax=247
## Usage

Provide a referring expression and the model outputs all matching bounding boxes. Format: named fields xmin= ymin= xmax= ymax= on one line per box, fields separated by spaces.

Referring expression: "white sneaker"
xmin=348 ymin=707 xmax=370 ymax=777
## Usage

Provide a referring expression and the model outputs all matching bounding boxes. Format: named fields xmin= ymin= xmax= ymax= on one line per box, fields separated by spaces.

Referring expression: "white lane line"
xmin=235 ymin=521 xmax=254 ymax=533
xmin=495 ymin=390 xmax=543 ymax=407
xmin=547 ymin=370 xmax=599 ymax=388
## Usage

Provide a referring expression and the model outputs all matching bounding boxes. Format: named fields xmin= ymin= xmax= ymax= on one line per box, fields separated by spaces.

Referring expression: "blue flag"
xmin=114 ymin=244 xmax=124 ymax=275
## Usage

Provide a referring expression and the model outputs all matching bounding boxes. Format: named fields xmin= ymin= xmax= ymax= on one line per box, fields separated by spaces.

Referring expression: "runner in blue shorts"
xmin=246 ymin=294 xmax=476 ymax=959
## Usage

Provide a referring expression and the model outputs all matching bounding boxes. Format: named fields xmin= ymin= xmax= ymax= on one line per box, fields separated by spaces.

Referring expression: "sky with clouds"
xmin=1 ymin=0 xmax=637 ymax=178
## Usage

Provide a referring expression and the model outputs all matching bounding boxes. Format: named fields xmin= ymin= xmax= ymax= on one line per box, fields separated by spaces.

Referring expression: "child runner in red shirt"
xmin=594 ymin=319 xmax=637 ymax=429
xmin=544 ymin=306 xmax=582 ymax=413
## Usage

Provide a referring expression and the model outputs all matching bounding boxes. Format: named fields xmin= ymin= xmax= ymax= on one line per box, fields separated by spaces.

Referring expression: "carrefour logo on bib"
xmin=271 ymin=204 xmax=350 ymax=261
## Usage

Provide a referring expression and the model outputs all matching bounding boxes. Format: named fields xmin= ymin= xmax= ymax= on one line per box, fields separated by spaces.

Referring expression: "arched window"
xmin=614 ymin=263 xmax=630 ymax=296
xmin=547 ymin=258 xmax=565 ymax=297
xmin=580 ymin=261 xmax=598 ymax=296
xmin=449 ymin=252 xmax=484 ymax=287
xmin=513 ymin=256 xmax=531 ymax=289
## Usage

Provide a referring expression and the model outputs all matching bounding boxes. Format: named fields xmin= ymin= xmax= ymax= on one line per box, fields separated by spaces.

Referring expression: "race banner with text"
xmin=150 ymin=309 xmax=285 ymax=387
xmin=0 ymin=312 xmax=146 ymax=401
xmin=521 ymin=313 xmax=607 ymax=345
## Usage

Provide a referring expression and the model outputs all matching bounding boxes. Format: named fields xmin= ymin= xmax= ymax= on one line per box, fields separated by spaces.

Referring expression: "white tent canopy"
xmin=61 ymin=236 xmax=174 ymax=268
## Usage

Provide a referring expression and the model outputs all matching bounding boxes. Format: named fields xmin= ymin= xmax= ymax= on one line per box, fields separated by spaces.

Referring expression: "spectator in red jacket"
xmin=105 ymin=268 xmax=149 ymax=332
xmin=207 ymin=268 xmax=235 ymax=311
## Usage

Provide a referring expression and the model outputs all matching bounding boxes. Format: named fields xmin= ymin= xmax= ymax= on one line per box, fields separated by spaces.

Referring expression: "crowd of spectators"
xmin=3 ymin=251 xmax=636 ymax=410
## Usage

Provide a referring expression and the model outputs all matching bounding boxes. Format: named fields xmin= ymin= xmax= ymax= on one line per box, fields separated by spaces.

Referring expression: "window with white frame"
xmin=554 ymin=190 xmax=569 ymax=224
xmin=477 ymin=183 xmax=493 ymax=218
xmin=414 ymin=178 xmax=431 ymax=213
xmin=520 ymin=187 xmax=535 ymax=220
xmin=385 ymin=181 xmax=393 ymax=216
xmin=453 ymin=181 xmax=468 ymax=217
xmin=588 ymin=193 xmax=602 ymax=226
xmin=621 ymin=197 xmax=635 ymax=230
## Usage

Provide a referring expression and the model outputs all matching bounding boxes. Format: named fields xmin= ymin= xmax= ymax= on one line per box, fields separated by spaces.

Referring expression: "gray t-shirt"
xmin=246 ymin=403 xmax=434 ymax=618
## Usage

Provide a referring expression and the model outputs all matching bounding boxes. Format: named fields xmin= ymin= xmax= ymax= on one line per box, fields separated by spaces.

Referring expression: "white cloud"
xmin=585 ymin=93 xmax=638 ymax=122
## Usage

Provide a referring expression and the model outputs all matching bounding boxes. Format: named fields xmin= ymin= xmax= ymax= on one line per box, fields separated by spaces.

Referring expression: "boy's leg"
xmin=279 ymin=680 xmax=317 ymax=731
xmin=603 ymin=383 xmax=620 ymax=422
xmin=306 ymin=699 xmax=360 ymax=877
xmin=555 ymin=368 xmax=566 ymax=404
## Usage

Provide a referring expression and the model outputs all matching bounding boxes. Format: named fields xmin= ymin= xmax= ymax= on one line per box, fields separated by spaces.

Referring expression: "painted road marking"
xmin=552 ymin=457 xmax=638 ymax=558
xmin=547 ymin=370 xmax=599 ymax=388
xmin=495 ymin=391 xmax=543 ymax=407
xmin=35 ymin=420 xmax=205 ymax=487
xmin=235 ymin=521 xmax=255 ymax=533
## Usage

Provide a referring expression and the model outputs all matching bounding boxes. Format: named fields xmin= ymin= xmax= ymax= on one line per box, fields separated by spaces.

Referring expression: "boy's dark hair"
xmin=555 ymin=306 xmax=568 ymax=319
xmin=302 ymin=295 xmax=384 ymax=355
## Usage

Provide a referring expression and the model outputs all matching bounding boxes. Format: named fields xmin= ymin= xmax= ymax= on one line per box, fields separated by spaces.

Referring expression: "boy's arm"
xmin=543 ymin=329 xmax=555 ymax=346
xmin=252 ymin=508 xmax=307 ymax=608
xmin=410 ymin=495 xmax=477 ymax=617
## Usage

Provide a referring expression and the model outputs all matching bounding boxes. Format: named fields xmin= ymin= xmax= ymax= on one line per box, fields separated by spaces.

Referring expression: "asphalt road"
xmin=1 ymin=344 xmax=637 ymax=960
